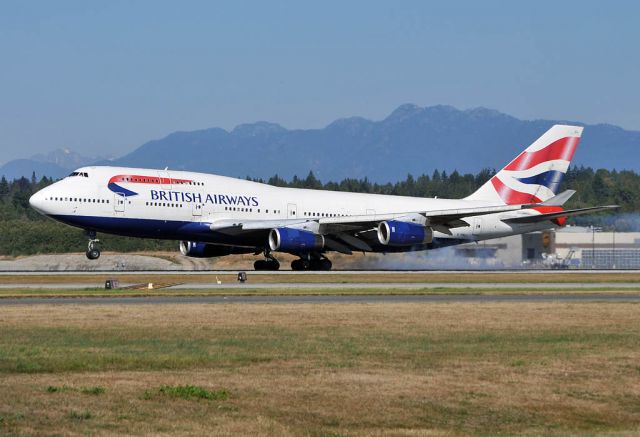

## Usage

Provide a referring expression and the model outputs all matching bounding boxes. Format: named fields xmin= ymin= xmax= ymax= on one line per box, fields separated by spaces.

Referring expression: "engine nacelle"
xmin=269 ymin=228 xmax=324 ymax=252
xmin=377 ymin=220 xmax=433 ymax=246
xmin=179 ymin=241 xmax=252 ymax=258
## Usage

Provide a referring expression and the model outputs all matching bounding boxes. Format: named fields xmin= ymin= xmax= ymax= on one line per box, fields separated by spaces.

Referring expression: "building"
xmin=555 ymin=227 xmax=640 ymax=269
xmin=454 ymin=226 xmax=640 ymax=269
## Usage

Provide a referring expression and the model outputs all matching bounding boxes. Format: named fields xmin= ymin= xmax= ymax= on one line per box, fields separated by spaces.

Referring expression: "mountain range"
xmin=3 ymin=104 xmax=640 ymax=182
xmin=0 ymin=149 xmax=106 ymax=181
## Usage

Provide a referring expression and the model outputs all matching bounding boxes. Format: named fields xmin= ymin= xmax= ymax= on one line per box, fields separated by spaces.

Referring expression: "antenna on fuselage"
xmin=164 ymin=167 xmax=168 ymax=170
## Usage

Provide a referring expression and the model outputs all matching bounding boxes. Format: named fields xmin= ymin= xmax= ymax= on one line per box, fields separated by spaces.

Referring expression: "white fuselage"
xmin=29 ymin=166 xmax=556 ymax=250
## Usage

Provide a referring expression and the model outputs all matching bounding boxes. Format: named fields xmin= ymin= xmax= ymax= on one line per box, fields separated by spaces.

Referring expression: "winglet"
xmin=540 ymin=190 xmax=576 ymax=206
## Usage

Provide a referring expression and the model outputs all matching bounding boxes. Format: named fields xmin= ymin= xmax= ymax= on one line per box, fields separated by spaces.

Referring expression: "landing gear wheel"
xmin=86 ymin=234 xmax=101 ymax=260
xmin=254 ymin=259 xmax=280 ymax=271
xmin=291 ymin=258 xmax=332 ymax=271
xmin=318 ymin=259 xmax=332 ymax=271
xmin=291 ymin=259 xmax=309 ymax=271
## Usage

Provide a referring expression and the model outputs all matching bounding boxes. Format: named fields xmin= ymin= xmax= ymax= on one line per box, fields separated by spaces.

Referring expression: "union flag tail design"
xmin=466 ymin=125 xmax=583 ymax=205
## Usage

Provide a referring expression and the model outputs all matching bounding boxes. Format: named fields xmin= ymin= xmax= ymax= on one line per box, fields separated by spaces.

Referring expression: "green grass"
xmin=0 ymin=286 xmax=639 ymax=298
xmin=145 ymin=385 xmax=229 ymax=401
xmin=67 ymin=410 xmax=92 ymax=421
xmin=0 ymin=323 xmax=635 ymax=374
xmin=46 ymin=385 xmax=105 ymax=395
xmin=80 ymin=386 xmax=106 ymax=395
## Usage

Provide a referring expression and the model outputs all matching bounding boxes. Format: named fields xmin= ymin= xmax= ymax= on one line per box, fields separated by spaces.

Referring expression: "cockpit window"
xmin=68 ymin=172 xmax=89 ymax=177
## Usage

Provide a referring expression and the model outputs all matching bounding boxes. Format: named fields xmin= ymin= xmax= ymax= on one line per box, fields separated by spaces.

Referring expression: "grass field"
xmin=1 ymin=271 xmax=640 ymax=285
xmin=2 ymin=286 xmax=640 ymax=299
xmin=1 ymin=302 xmax=639 ymax=435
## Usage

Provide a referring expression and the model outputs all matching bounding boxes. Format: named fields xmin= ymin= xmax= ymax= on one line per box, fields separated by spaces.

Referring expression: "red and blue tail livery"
xmin=467 ymin=125 xmax=582 ymax=205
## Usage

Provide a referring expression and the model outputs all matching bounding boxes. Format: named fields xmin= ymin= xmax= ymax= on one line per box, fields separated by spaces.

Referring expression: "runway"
xmin=1 ymin=293 xmax=639 ymax=305
xmin=2 ymin=282 xmax=640 ymax=290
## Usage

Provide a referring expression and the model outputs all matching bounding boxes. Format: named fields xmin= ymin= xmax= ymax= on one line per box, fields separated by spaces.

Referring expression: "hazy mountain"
xmin=0 ymin=159 xmax=70 ymax=181
xmin=110 ymin=104 xmax=640 ymax=182
xmin=0 ymin=148 xmax=107 ymax=181
xmin=4 ymin=105 xmax=640 ymax=182
xmin=30 ymin=148 xmax=95 ymax=170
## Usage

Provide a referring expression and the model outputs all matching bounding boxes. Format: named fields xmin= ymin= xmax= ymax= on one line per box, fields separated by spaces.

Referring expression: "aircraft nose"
xmin=29 ymin=190 xmax=45 ymax=213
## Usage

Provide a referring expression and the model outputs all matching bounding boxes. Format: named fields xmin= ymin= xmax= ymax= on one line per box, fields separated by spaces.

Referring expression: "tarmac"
xmin=1 ymin=282 xmax=640 ymax=290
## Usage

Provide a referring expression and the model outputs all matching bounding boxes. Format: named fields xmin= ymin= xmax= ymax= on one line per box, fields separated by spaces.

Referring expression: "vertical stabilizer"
xmin=466 ymin=125 xmax=583 ymax=205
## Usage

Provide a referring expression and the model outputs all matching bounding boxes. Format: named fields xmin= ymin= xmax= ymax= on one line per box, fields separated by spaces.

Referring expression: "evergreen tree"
xmin=304 ymin=171 xmax=322 ymax=190
xmin=0 ymin=176 xmax=8 ymax=198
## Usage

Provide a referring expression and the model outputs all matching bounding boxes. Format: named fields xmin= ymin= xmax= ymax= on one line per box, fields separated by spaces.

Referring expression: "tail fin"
xmin=466 ymin=124 xmax=583 ymax=205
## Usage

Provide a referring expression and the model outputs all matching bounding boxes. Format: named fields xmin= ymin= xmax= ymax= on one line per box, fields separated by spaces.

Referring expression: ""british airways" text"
xmin=150 ymin=190 xmax=258 ymax=206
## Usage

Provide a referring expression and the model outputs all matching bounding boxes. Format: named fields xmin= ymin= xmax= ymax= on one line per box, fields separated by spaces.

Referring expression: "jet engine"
xmin=377 ymin=220 xmax=433 ymax=246
xmin=268 ymin=228 xmax=324 ymax=252
xmin=179 ymin=241 xmax=252 ymax=258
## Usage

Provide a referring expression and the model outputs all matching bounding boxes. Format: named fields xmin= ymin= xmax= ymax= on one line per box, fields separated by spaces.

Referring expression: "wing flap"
xmin=502 ymin=205 xmax=619 ymax=224
xmin=323 ymin=237 xmax=353 ymax=254
xmin=335 ymin=233 xmax=373 ymax=252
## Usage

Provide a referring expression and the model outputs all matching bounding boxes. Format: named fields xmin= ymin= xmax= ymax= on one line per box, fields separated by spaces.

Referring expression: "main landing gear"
xmin=85 ymin=230 xmax=101 ymax=260
xmin=254 ymin=250 xmax=280 ymax=271
xmin=291 ymin=255 xmax=332 ymax=271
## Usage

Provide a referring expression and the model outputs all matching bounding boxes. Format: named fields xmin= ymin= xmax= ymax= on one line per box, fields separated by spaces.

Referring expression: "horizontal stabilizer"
xmin=539 ymin=190 xmax=576 ymax=206
xmin=502 ymin=205 xmax=619 ymax=224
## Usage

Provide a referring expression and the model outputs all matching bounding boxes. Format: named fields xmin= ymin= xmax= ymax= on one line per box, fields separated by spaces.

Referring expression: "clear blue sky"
xmin=0 ymin=0 xmax=638 ymax=163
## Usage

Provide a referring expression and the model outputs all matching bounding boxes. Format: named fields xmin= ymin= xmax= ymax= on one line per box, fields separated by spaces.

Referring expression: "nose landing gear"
xmin=85 ymin=231 xmax=101 ymax=260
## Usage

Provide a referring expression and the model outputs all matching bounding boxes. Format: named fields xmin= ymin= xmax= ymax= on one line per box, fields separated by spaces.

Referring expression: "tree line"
xmin=1 ymin=167 xmax=637 ymax=255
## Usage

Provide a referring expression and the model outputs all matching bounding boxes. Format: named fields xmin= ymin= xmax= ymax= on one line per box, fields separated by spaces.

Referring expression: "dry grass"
xmin=0 ymin=302 xmax=639 ymax=435
xmin=1 ymin=287 xmax=640 ymax=300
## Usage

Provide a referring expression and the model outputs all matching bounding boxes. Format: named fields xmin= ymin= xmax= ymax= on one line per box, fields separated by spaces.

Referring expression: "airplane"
xmin=29 ymin=124 xmax=617 ymax=271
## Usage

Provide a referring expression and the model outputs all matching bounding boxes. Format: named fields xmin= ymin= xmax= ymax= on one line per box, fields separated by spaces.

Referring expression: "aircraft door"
xmin=192 ymin=202 xmax=202 ymax=217
xmin=287 ymin=203 xmax=297 ymax=218
xmin=191 ymin=181 xmax=204 ymax=218
xmin=471 ymin=217 xmax=482 ymax=236
xmin=114 ymin=194 xmax=126 ymax=212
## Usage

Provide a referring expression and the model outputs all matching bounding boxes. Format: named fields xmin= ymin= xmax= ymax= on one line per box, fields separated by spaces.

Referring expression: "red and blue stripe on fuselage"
xmin=107 ymin=174 xmax=193 ymax=197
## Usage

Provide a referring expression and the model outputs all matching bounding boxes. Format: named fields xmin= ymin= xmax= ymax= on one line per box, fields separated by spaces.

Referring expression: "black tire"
xmin=267 ymin=260 xmax=280 ymax=271
xmin=254 ymin=260 xmax=280 ymax=271
xmin=319 ymin=259 xmax=332 ymax=271
xmin=254 ymin=260 xmax=267 ymax=270
xmin=86 ymin=249 xmax=100 ymax=260
xmin=291 ymin=259 xmax=308 ymax=271
xmin=305 ymin=259 xmax=331 ymax=271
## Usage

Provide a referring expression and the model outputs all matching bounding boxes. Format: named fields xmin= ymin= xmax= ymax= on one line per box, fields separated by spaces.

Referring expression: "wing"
xmin=210 ymin=203 xmax=524 ymax=233
xmin=205 ymin=203 xmax=526 ymax=253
